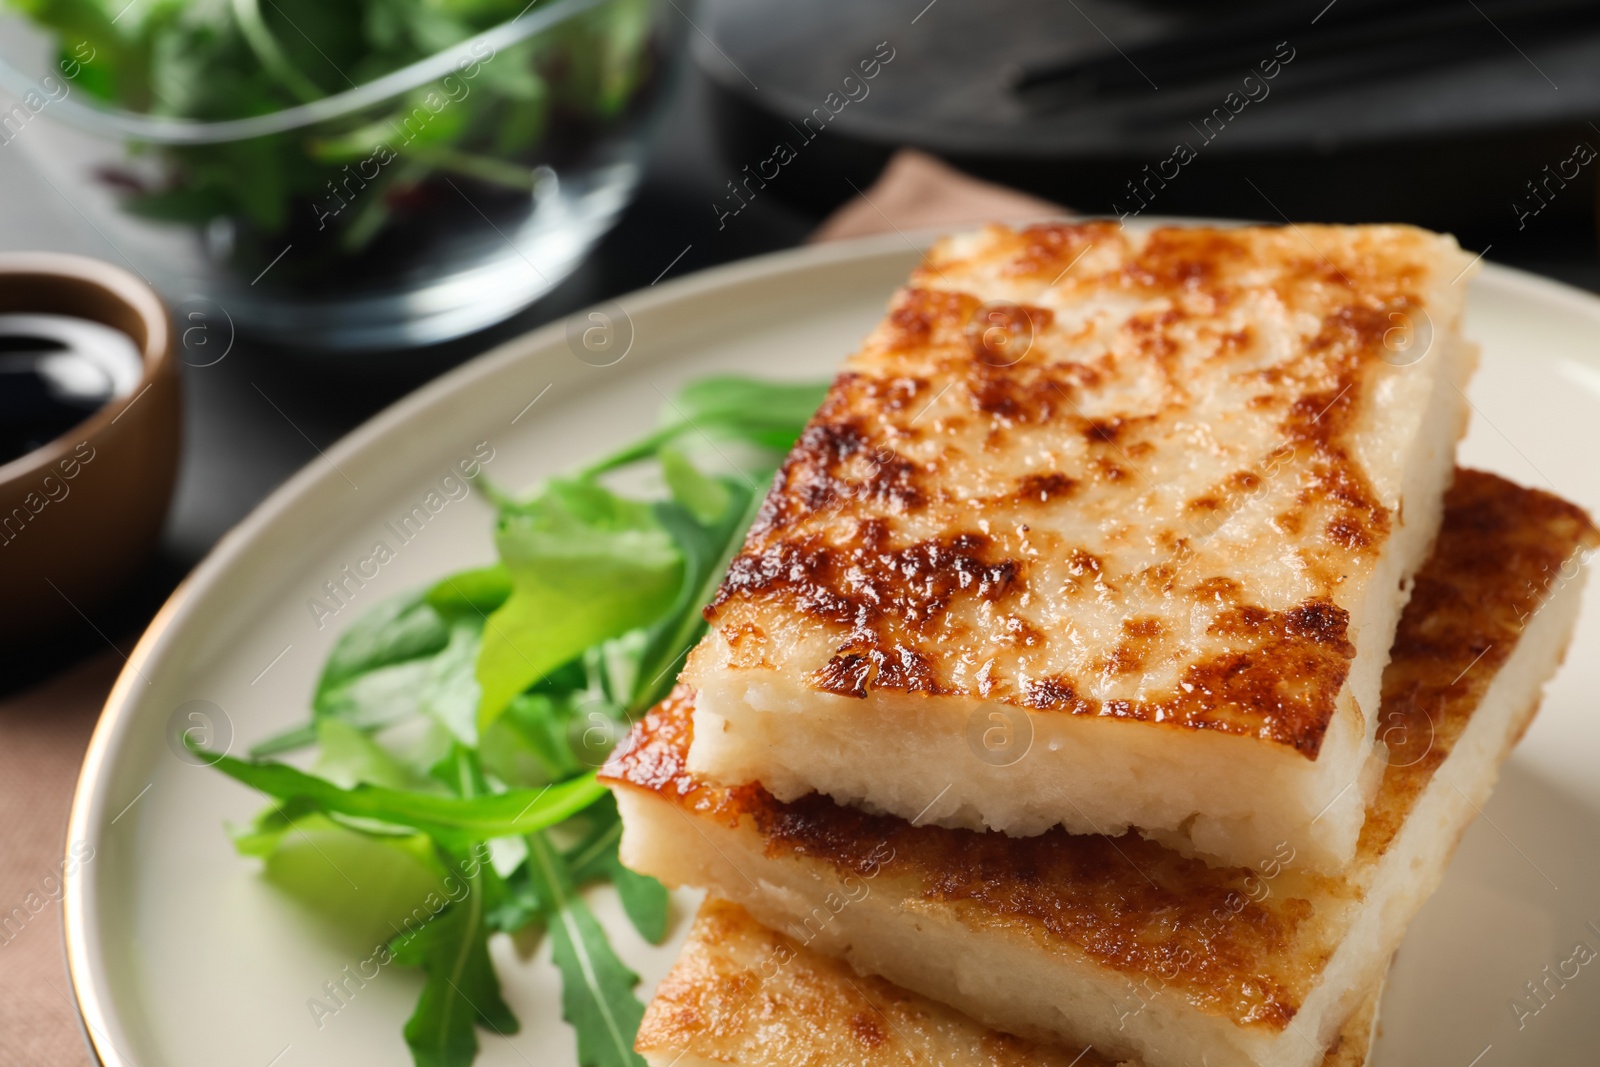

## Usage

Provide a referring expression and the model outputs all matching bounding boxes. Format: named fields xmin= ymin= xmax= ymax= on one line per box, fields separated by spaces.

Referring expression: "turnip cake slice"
xmin=637 ymin=898 xmax=1388 ymax=1067
xmin=611 ymin=471 xmax=1596 ymax=1067
xmin=683 ymin=221 xmax=1478 ymax=872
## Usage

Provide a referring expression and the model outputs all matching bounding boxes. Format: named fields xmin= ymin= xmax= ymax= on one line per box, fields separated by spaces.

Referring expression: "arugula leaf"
xmin=320 ymin=591 xmax=454 ymax=692
xmin=427 ymin=564 xmax=513 ymax=619
xmin=313 ymin=718 xmax=437 ymax=791
xmin=593 ymin=632 xmax=646 ymax=706
xmin=581 ymin=376 xmax=828 ymax=475
xmin=200 ymin=744 xmax=605 ymax=844
xmin=526 ymin=833 xmax=647 ymax=1067
xmin=565 ymin=804 xmax=667 ymax=944
xmin=485 ymin=864 xmax=544 ymax=936
xmin=630 ymin=485 xmax=763 ymax=713
xmin=390 ymin=752 xmax=522 ymax=1067
xmin=605 ymin=857 xmax=667 ymax=946
xmin=231 ymin=804 xmax=451 ymax=949
xmin=250 ymin=618 xmax=485 ymax=759
xmin=563 ymin=803 xmax=624 ymax=886
xmin=658 ymin=446 xmax=731 ymax=525
xmin=528 ymin=656 xmax=590 ymax=695
xmin=414 ymin=621 xmax=484 ymax=745
xmin=475 ymin=479 xmax=682 ymax=732
xmin=671 ymin=375 xmax=830 ymax=451
xmin=391 ymin=847 xmax=518 ymax=1067
xmin=307 ymin=658 xmax=438 ymax=736
xmin=479 ymin=691 xmax=583 ymax=785
xmin=249 ymin=722 xmax=318 ymax=758
xmin=253 ymin=602 xmax=485 ymax=759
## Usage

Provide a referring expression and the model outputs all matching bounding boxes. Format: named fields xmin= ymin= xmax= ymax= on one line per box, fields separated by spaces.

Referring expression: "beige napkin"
xmin=0 ymin=650 xmax=117 ymax=1067
xmin=0 ymin=148 xmax=1055 ymax=1067
xmin=811 ymin=149 xmax=1067 ymax=242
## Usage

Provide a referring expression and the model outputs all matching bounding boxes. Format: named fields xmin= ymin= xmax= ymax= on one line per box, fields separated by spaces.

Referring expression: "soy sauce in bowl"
xmin=0 ymin=313 xmax=143 ymax=464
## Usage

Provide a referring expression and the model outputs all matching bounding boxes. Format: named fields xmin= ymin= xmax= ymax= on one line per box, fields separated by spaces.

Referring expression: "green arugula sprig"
xmin=201 ymin=374 xmax=824 ymax=1067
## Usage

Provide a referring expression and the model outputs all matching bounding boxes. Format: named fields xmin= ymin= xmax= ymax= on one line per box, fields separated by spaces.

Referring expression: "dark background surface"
xmin=3 ymin=31 xmax=1599 ymax=696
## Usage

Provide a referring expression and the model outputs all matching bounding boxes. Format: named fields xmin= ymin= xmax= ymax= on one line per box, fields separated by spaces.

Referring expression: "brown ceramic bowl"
xmin=0 ymin=253 xmax=180 ymax=642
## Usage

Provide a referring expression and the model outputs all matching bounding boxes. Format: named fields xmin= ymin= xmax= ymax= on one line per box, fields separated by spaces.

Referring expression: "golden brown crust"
xmin=637 ymin=898 xmax=1111 ymax=1067
xmin=1359 ymin=469 xmax=1600 ymax=855
xmin=638 ymin=899 xmax=1387 ymax=1067
xmin=609 ymin=470 xmax=1597 ymax=1031
xmin=612 ymin=684 xmax=1327 ymax=1029
xmin=699 ymin=222 xmax=1473 ymax=757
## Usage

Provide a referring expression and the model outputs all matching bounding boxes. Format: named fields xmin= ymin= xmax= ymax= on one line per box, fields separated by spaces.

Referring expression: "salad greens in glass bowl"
xmin=0 ymin=0 xmax=683 ymax=348
xmin=192 ymin=374 xmax=828 ymax=1067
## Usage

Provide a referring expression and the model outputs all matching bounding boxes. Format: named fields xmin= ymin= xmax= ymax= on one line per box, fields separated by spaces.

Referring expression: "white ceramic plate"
xmin=66 ymin=227 xmax=1600 ymax=1067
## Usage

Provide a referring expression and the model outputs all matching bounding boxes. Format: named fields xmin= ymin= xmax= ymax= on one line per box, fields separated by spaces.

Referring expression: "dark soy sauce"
xmin=0 ymin=314 xmax=142 ymax=464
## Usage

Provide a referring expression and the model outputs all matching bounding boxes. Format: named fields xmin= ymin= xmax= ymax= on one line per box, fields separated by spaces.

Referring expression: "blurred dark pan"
xmin=697 ymin=0 xmax=1600 ymax=244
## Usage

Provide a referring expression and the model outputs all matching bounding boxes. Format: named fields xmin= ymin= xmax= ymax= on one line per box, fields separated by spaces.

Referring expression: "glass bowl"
xmin=0 ymin=0 xmax=683 ymax=349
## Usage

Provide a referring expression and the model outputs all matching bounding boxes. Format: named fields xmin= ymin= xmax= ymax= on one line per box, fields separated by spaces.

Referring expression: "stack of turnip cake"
xmin=601 ymin=222 xmax=1597 ymax=1067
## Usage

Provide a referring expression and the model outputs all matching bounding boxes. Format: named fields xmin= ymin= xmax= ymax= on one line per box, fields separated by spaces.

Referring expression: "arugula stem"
xmin=576 ymin=426 xmax=689 ymax=479
xmin=442 ymin=855 xmax=485 ymax=1046
xmin=453 ymin=748 xmax=479 ymax=799
xmin=527 ymin=832 xmax=638 ymax=1063
xmin=201 ymin=744 xmax=604 ymax=841
xmin=250 ymin=721 xmax=317 ymax=757
xmin=433 ymin=753 xmax=485 ymax=1048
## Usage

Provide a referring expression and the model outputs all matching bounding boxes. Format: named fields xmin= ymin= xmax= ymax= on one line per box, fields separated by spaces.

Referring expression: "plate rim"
xmin=59 ymin=221 xmax=1600 ymax=1065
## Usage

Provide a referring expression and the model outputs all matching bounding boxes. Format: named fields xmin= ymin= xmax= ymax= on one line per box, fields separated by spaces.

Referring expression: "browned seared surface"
xmin=638 ymin=899 xmax=1386 ymax=1067
xmin=637 ymin=898 xmax=1110 ymax=1067
xmin=695 ymin=223 xmax=1474 ymax=756
xmin=615 ymin=687 xmax=1326 ymax=1028
xmin=1360 ymin=468 xmax=1598 ymax=854
xmin=608 ymin=470 xmax=1598 ymax=1030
